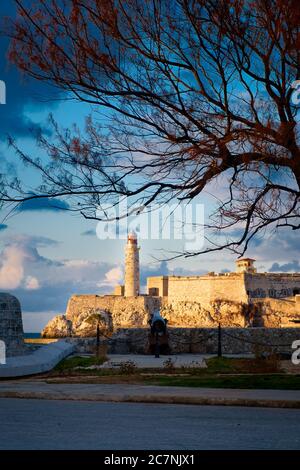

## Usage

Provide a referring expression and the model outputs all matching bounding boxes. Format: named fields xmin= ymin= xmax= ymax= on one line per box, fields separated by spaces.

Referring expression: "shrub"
xmin=119 ymin=360 xmax=137 ymax=375
xmin=163 ymin=357 xmax=175 ymax=372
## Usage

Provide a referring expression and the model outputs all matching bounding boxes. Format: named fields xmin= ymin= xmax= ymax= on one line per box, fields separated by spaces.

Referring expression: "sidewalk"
xmin=0 ymin=380 xmax=299 ymax=408
xmin=100 ymin=354 xmax=208 ymax=368
xmin=81 ymin=353 xmax=255 ymax=369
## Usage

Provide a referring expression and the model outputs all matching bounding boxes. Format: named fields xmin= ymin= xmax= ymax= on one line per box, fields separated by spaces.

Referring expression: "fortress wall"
xmin=43 ymin=278 xmax=300 ymax=338
xmin=167 ymin=274 xmax=248 ymax=304
xmin=111 ymin=295 xmax=159 ymax=328
xmin=66 ymin=327 xmax=300 ymax=355
xmin=245 ymin=273 xmax=300 ymax=298
xmin=251 ymin=297 xmax=300 ymax=327
xmin=66 ymin=295 xmax=116 ymax=319
xmin=160 ymin=275 xmax=250 ymax=328
xmin=65 ymin=294 xmax=160 ymax=331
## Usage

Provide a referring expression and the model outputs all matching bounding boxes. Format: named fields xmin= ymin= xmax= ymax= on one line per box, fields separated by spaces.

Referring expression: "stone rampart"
xmin=245 ymin=273 xmax=300 ymax=299
xmin=42 ymin=294 xmax=161 ymax=337
xmin=65 ymin=327 xmax=300 ymax=355
xmin=167 ymin=274 xmax=248 ymax=304
xmin=42 ymin=291 xmax=300 ymax=338
xmin=66 ymin=294 xmax=160 ymax=328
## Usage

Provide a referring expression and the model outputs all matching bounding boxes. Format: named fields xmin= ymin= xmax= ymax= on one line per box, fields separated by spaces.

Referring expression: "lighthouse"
xmin=124 ymin=231 xmax=140 ymax=297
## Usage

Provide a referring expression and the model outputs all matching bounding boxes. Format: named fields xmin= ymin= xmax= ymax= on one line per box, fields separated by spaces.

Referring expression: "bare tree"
xmin=1 ymin=0 xmax=299 ymax=256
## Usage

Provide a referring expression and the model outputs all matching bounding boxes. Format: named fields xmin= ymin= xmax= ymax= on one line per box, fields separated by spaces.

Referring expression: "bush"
xmin=163 ymin=357 xmax=175 ymax=372
xmin=119 ymin=360 xmax=137 ymax=375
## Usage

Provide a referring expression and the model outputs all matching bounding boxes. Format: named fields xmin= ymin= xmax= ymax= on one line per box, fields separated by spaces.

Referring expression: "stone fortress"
xmin=42 ymin=232 xmax=300 ymax=338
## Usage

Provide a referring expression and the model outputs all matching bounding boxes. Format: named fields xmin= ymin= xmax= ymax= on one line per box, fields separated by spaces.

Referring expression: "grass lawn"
xmin=145 ymin=374 xmax=300 ymax=390
xmin=54 ymin=355 xmax=107 ymax=371
xmin=203 ymin=356 xmax=283 ymax=374
xmin=45 ymin=355 xmax=300 ymax=390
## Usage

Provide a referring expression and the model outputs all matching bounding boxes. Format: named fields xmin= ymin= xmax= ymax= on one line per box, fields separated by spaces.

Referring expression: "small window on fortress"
xmin=293 ymin=289 xmax=300 ymax=296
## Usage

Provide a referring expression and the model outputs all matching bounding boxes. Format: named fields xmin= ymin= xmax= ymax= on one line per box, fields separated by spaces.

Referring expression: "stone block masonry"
xmin=111 ymin=327 xmax=299 ymax=354
xmin=166 ymin=274 xmax=249 ymax=304
xmin=0 ymin=293 xmax=25 ymax=357
xmin=66 ymin=327 xmax=300 ymax=355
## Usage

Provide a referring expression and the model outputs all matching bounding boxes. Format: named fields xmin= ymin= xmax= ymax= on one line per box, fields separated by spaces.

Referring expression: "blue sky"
xmin=0 ymin=2 xmax=299 ymax=332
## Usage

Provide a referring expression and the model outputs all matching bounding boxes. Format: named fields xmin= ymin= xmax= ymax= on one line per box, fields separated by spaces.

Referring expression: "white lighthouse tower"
xmin=124 ymin=231 xmax=140 ymax=297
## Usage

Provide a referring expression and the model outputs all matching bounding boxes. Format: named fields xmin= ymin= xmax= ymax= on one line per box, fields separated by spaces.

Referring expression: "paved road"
xmin=0 ymin=399 xmax=300 ymax=450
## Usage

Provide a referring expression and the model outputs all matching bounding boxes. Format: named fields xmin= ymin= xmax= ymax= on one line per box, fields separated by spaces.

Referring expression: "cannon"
xmin=148 ymin=310 xmax=169 ymax=357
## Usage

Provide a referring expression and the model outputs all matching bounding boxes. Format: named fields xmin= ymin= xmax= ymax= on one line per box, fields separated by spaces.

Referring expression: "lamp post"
xmin=96 ymin=324 xmax=100 ymax=357
xmin=218 ymin=323 xmax=222 ymax=358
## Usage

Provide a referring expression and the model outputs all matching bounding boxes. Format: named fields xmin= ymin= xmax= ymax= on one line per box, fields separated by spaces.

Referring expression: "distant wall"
xmin=245 ymin=273 xmax=300 ymax=299
xmin=66 ymin=327 xmax=300 ymax=355
xmin=147 ymin=272 xmax=300 ymax=303
xmin=167 ymin=274 xmax=248 ymax=304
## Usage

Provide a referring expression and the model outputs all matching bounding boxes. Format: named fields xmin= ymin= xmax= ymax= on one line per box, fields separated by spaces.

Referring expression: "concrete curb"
xmin=0 ymin=389 xmax=299 ymax=408
xmin=0 ymin=341 xmax=74 ymax=378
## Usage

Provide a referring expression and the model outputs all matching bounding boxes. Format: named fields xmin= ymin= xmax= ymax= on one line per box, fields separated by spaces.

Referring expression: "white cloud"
xmin=98 ymin=266 xmax=123 ymax=287
xmin=106 ymin=266 xmax=123 ymax=283
xmin=0 ymin=245 xmax=26 ymax=289
xmin=0 ymin=235 xmax=125 ymax=322
xmin=25 ymin=276 xmax=40 ymax=290
xmin=64 ymin=259 xmax=90 ymax=267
